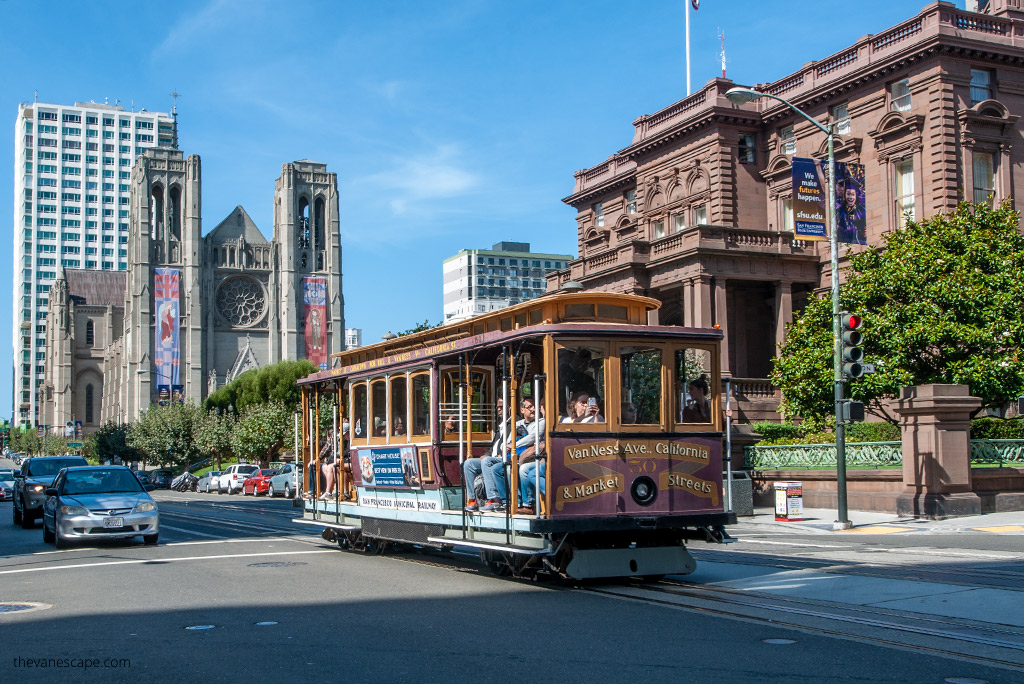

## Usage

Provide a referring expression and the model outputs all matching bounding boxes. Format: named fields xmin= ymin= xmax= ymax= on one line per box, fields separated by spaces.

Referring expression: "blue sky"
xmin=0 ymin=0 xmax=946 ymax=420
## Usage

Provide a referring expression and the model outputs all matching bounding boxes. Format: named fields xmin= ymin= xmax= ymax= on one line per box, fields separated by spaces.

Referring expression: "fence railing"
xmin=970 ymin=440 xmax=1024 ymax=467
xmin=745 ymin=439 xmax=1024 ymax=470
xmin=745 ymin=442 xmax=902 ymax=470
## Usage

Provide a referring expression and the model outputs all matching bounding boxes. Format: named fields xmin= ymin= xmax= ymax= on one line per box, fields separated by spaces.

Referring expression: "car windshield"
xmin=27 ymin=458 xmax=87 ymax=477
xmin=64 ymin=469 xmax=144 ymax=496
xmin=238 ymin=466 xmax=258 ymax=474
xmin=0 ymin=474 xmax=14 ymax=484
xmin=259 ymin=469 xmax=276 ymax=476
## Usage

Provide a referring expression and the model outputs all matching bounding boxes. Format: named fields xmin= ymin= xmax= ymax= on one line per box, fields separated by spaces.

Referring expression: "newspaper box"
xmin=774 ymin=481 xmax=803 ymax=521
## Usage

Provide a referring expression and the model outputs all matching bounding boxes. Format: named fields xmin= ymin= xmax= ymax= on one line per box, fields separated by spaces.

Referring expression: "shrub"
xmin=970 ymin=416 xmax=1024 ymax=440
xmin=846 ymin=421 xmax=901 ymax=443
xmin=751 ymin=421 xmax=803 ymax=442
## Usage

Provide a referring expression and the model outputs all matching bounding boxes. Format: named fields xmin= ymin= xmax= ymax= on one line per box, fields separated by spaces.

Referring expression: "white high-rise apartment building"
xmin=442 ymin=242 xmax=571 ymax=323
xmin=12 ymin=100 xmax=178 ymax=427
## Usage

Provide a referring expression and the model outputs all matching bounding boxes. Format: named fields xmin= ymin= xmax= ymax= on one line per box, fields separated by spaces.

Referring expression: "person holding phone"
xmin=561 ymin=392 xmax=603 ymax=423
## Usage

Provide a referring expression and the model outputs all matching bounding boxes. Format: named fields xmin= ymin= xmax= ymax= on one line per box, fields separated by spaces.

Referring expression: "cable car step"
xmin=293 ymin=518 xmax=360 ymax=531
xmin=427 ymin=537 xmax=549 ymax=555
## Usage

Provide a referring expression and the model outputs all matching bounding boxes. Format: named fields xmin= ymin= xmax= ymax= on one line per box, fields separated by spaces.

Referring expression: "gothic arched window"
xmin=85 ymin=384 xmax=94 ymax=424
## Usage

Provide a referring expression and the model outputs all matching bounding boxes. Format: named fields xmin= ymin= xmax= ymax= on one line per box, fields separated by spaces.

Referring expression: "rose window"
xmin=216 ymin=277 xmax=265 ymax=327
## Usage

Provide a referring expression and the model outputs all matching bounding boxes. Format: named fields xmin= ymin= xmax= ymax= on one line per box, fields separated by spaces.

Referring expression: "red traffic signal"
xmin=840 ymin=312 xmax=864 ymax=378
xmin=842 ymin=313 xmax=862 ymax=330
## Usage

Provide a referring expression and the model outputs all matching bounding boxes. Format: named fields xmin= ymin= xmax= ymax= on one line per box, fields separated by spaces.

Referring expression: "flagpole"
xmin=685 ymin=0 xmax=692 ymax=95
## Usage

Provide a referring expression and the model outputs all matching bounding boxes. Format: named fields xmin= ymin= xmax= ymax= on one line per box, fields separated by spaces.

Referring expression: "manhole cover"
xmin=247 ymin=561 xmax=308 ymax=568
xmin=0 ymin=602 xmax=52 ymax=615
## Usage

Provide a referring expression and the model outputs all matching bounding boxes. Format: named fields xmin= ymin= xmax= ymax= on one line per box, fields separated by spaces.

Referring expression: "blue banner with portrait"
xmin=820 ymin=160 xmax=867 ymax=245
xmin=791 ymin=157 xmax=828 ymax=241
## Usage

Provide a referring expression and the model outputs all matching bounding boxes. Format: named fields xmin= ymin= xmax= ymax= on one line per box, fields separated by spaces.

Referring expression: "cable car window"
xmin=391 ymin=375 xmax=407 ymax=438
xmin=351 ymin=383 xmax=367 ymax=440
xmin=557 ymin=344 xmax=606 ymax=423
xmin=442 ymin=368 xmax=493 ymax=438
xmin=621 ymin=346 xmax=661 ymax=425
xmin=676 ymin=348 xmax=712 ymax=423
xmin=411 ymin=373 xmax=430 ymax=437
xmin=370 ymin=379 xmax=387 ymax=437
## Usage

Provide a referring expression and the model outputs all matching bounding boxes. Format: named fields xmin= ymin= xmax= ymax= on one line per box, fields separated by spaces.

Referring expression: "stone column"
xmin=714 ymin=278 xmax=730 ymax=376
xmin=893 ymin=384 xmax=982 ymax=519
xmin=774 ymin=281 xmax=792 ymax=357
xmin=693 ymin=276 xmax=712 ymax=328
xmin=682 ymin=280 xmax=693 ymax=327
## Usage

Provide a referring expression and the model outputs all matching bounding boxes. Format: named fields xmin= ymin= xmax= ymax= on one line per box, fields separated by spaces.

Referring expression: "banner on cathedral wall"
xmin=303 ymin=276 xmax=328 ymax=370
xmin=154 ymin=268 xmax=181 ymax=389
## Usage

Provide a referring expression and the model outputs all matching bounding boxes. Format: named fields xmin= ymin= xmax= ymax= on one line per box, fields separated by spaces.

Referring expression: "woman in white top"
xmin=561 ymin=392 xmax=604 ymax=423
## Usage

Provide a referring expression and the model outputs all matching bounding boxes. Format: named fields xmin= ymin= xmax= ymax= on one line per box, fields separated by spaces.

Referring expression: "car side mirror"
xmin=44 ymin=488 xmax=58 ymax=496
xmin=144 ymin=484 xmax=156 ymax=491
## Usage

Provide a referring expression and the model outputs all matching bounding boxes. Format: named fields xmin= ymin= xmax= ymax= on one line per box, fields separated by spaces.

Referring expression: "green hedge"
xmin=970 ymin=416 xmax=1024 ymax=440
xmin=753 ymin=420 xmax=900 ymax=446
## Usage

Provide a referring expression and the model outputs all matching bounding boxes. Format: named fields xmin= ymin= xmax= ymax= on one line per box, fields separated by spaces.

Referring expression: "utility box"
xmin=724 ymin=470 xmax=753 ymax=517
xmin=774 ymin=481 xmax=803 ymax=521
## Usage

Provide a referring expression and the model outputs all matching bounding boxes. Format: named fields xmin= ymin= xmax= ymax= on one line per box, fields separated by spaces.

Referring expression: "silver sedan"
xmin=42 ymin=466 xmax=159 ymax=548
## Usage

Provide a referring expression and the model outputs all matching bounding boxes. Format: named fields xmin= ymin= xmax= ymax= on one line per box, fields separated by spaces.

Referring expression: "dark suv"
xmin=149 ymin=469 xmax=174 ymax=489
xmin=14 ymin=455 xmax=89 ymax=528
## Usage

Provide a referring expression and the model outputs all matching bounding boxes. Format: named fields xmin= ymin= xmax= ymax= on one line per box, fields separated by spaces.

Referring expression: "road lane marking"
xmin=159 ymin=524 xmax=227 ymax=539
xmin=737 ymin=539 xmax=852 ymax=549
xmin=973 ymin=525 xmax=1024 ymax=533
xmin=839 ymin=526 xmax=912 ymax=535
xmin=0 ymin=549 xmax=335 ymax=575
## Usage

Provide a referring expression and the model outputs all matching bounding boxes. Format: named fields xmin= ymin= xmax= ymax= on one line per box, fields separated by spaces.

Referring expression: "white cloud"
xmin=362 ymin=144 xmax=479 ymax=217
xmin=151 ymin=0 xmax=251 ymax=58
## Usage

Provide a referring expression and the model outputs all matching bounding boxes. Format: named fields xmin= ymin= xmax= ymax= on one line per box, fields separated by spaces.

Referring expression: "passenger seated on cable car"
xmin=481 ymin=396 xmax=543 ymax=512
xmin=681 ymin=376 xmax=711 ymax=423
xmin=463 ymin=397 xmax=509 ymax=512
xmin=561 ymin=392 xmax=604 ymax=423
xmin=517 ymin=402 xmax=546 ymax=515
xmin=621 ymin=401 xmax=638 ymax=424
xmin=373 ymin=417 xmax=387 ymax=437
xmin=392 ymin=416 xmax=405 ymax=437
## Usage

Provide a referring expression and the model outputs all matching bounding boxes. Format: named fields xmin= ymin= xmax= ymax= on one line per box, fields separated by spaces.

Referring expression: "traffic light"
xmin=841 ymin=313 xmax=864 ymax=378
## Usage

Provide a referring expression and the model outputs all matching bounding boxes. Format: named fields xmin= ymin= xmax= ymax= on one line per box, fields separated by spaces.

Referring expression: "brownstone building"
xmin=550 ymin=1 xmax=1024 ymax=421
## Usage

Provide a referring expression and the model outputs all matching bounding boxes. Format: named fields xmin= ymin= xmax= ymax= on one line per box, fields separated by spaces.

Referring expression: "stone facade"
xmin=548 ymin=1 xmax=1024 ymax=422
xmin=41 ymin=151 xmax=345 ymax=431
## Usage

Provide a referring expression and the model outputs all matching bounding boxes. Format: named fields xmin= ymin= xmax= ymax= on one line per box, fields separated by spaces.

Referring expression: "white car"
xmin=219 ymin=464 xmax=259 ymax=494
xmin=197 ymin=470 xmax=222 ymax=493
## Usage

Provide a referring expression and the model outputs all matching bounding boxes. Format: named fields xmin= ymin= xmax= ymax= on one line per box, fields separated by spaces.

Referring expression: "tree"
xmin=91 ymin=421 xmax=137 ymax=465
xmin=203 ymin=359 xmax=317 ymax=414
xmin=128 ymin=401 xmax=205 ymax=470
xmin=773 ymin=201 xmax=1024 ymax=423
xmin=396 ymin=319 xmax=441 ymax=337
xmin=195 ymin=410 xmax=235 ymax=471
xmin=230 ymin=402 xmax=296 ymax=467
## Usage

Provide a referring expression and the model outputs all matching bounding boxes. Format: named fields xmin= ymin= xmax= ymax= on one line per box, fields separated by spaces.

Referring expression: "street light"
xmin=725 ymin=86 xmax=852 ymax=530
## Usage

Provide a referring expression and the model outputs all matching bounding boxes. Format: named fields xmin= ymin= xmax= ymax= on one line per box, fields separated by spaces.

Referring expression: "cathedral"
xmin=39 ymin=149 xmax=345 ymax=431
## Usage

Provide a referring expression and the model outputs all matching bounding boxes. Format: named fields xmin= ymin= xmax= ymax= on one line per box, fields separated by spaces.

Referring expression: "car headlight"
xmin=134 ymin=501 xmax=157 ymax=513
xmin=31 ymin=484 xmax=45 ymax=493
xmin=60 ymin=504 xmax=89 ymax=516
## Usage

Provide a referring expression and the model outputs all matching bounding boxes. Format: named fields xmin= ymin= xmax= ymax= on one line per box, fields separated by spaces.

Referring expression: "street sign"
xmin=66 ymin=441 xmax=84 ymax=449
xmin=861 ymin=363 xmax=876 ymax=374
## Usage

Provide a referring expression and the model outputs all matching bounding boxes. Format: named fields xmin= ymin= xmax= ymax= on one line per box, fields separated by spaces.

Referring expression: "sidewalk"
xmin=739 ymin=505 xmax=1024 ymax=534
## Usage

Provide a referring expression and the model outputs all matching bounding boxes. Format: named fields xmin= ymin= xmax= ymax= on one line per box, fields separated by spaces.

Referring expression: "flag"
xmin=692 ymin=0 xmax=699 ymax=9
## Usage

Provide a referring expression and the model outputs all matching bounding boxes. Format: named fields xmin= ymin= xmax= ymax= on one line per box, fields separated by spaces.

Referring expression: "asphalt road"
xmin=1 ymin=484 xmax=1022 ymax=683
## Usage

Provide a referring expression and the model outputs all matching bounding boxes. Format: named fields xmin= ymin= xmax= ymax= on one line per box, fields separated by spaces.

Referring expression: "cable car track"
xmin=582 ymin=579 xmax=1024 ymax=671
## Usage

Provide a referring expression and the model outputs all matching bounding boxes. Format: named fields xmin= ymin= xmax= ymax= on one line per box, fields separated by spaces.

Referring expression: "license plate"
xmin=103 ymin=517 xmax=124 ymax=528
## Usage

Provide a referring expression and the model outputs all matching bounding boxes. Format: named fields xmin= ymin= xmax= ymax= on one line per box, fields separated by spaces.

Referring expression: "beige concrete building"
xmin=550 ymin=0 xmax=1024 ymax=421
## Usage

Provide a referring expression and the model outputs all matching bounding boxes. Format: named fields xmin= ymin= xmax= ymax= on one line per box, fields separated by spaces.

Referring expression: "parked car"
xmin=132 ymin=470 xmax=152 ymax=486
xmin=268 ymin=463 xmax=301 ymax=498
xmin=0 ymin=469 xmax=15 ymax=502
xmin=42 ymin=465 xmax=159 ymax=548
xmin=149 ymin=469 xmax=174 ymax=489
xmin=242 ymin=469 xmax=278 ymax=496
xmin=197 ymin=471 xmax=222 ymax=493
xmin=13 ymin=455 xmax=89 ymax=528
xmin=219 ymin=464 xmax=260 ymax=494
